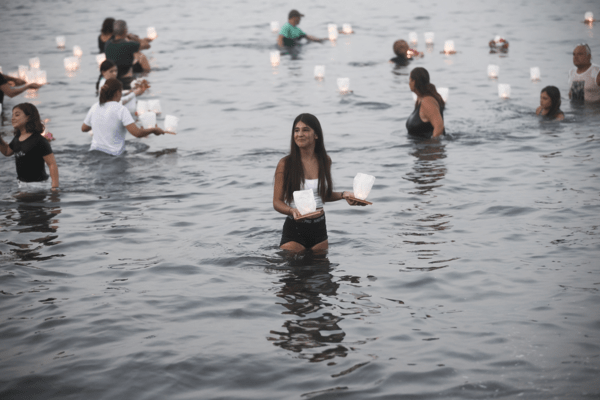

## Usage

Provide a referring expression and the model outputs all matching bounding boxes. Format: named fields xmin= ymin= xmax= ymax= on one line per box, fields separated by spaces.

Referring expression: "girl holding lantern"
xmin=273 ymin=113 xmax=364 ymax=252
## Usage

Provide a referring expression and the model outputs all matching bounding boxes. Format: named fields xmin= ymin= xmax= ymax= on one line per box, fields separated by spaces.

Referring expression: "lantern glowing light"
xmin=498 ymin=83 xmax=511 ymax=99
xmin=35 ymin=70 xmax=47 ymax=85
xmin=270 ymin=21 xmax=279 ymax=33
xmin=56 ymin=36 xmax=66 ymax=48
xmin=424 ymin=32 xmax=435 ymax=45
xmin=136 ymin=100 xmax=149 ymax=116
xmin=293 ymin=189 xmax=317 ymax=216
xmin=314 ymin=65 xmax=325 ymax=80
xmin=270 ymin=51 xmax=280 ymax=67
xmin=342 ymin=23 xmax=353 ymax=34
xmin=409 ymin=32 xmax=418 ymax=45
xmin=584 ymin=12 xmax=594 ymax=23
xmin=63 ymin=57 xmax=79 ymax=72
xmin=488 ymin=64 xmax=499 ymax=79
xmin=148 ymin=99 xmax=162 ymax=114
xmin=139 ymin=111 xmax=157 ymax=129
xmin=18 ymin=65 xmax=29 ymax=80
xmin=353 ymin=173 xmax=376 ymax=201
xmin=443 ymin=40 xmax=456 ymax=54
xmin=530 ymin=67 xmax=541 ymax=81
xmin=328 ymin=24 xmax=338 ymax=41
xmin=164 ymin=115 xmax=179 ymax=134
xmin=337 ymin=77 xmax=350 ymax=94
xmin=29 ymin=57 xmax=40 ymax=69
xmin=96 ymin=53 xmax=106 ymax=66
xmin=147 ymin=27 xmax=158 ymax=40
xmin=73 ymin=45 xmax=83 ymax=58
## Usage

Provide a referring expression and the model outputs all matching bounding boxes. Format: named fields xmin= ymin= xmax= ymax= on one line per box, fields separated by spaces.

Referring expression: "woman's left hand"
xmin=342 ymin=191 xmax=367 ymax=206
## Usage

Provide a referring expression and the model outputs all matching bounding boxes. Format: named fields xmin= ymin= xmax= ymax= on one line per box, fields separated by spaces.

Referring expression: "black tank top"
xmin=406 ymin=101 xmax=444 ymax=138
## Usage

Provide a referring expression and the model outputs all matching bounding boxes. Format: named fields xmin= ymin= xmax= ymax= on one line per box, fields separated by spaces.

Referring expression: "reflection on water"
xmin=267 ymin=253 xmax=348 ymax=363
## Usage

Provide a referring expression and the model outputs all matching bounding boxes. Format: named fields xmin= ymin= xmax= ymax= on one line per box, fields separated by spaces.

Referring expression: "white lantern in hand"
xmin=35 ymin=70 xmax=47 ymax=85
xmin=270 ymin=51 xmax=280 ymax=66
xmin=18 ymin=65 xmax=29 ymax=80
xmin=96 ymin=53 xmax=106 ymax=66
xmin=409 ymin=32 xmax=418 ymax=45
xmin=498 ymin=83 xmax=510 ymax=99
xmin=438 ymin=87 xmax=449 ymax=102
xmin=293 ymin=189 xmax=317 ymax=215
xmin=342 ymin=23 xmax=352 ymax=34
xmin=487 ymin=64 xmax=499 ymax=78
xmin=328 ymin=24 xmax=338 ymax=41
xmin=148 ymin=99 xmax=162 ymax=114
xmin=353 ymin=173 xmax=376 ymax=201
xmin=337 ymin=77 xmax=350 ymax=94
xmin=63 ymin=57 xmax=79 ymax=71
xmin=164 ymin=115 xmax=179 ymax=134
xmin=56 ymin=36 xmax=66 ymax=48
xmin=136 ymin=100 xmax=149 ymax=116
xmin=270 ymin=21 xmax=279 ymax=33
xmin=73 ymin=45 xmax=83 ymax=58
xmin=139 ymin=111 xmax=157 ymax=129
xmin=29 ymin=57 xmax=40 ymax=69
xmin=530 ymin=67 xmax=540 ymax=81
xmin=147 ymin=27 xmax=158 ymax=40
xmin=424 ymin=32 xmax=435 ymax=45
xmin=314 ymin=65 xmax=325 ymax=80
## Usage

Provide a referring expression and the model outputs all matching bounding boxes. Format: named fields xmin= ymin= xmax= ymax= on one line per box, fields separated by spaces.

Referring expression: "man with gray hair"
xmin=568 ymin=43 xmax=600 ymax=102
xmin=105 ymin=20 xmax=151 ymax=82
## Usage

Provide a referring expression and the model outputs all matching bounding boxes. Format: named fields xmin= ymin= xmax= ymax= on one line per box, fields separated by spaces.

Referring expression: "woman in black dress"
xmin=406 ymin=67 xmax=445 ymax=138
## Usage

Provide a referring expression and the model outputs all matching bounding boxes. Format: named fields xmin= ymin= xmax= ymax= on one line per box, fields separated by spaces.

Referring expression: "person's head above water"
xmin=540 ymin=86 xmax=562 ymax=118
xmin=113 ymin=20 xmax=128 ymax=38
xmin=96 ymin=60 xmax=118 ymax=93
xmin=393 ymin=40 xmax=409 ymax=58
xmin=101 ymin=18 xmax=115 ymax=35
xmin=573 ymin=44 xmax=592 ymax=69
xmin=12 ymin=103 xmax=44 ymax=136
xmin=99 ymin=78 xmax=123 ymax=105
xmin=288 ymin=9 xmax=304 ymax=26
xmin=409 ymin=67 xmax=445 ymax=111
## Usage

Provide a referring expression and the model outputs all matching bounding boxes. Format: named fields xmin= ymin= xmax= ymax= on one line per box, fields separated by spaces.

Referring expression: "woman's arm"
xmin=125 ymin=123 xmax=164 ymax=138
xmin=43 ymin=153 xmax=59 ymax=189
xmin=81 ymin=123 xmax=92 ymax=132
xmin=273 ymin=159 xmax=303 ymax=219
xmin=277 ymin=34 xmax=284 ymax=48
xmin=305 ymin=34 xmax=324 ymax=43
xmin=421 ymin=97 xmax=445 ymax=138
xmin=1 ymin=82 xmax=42 ymax=98
xmin=0 ymin=136 xmax=14 ymax=156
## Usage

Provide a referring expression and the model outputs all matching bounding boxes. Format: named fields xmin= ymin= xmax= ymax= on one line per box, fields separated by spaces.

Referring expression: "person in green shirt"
xmin=277 ymin=10 xmax=325 ymax=49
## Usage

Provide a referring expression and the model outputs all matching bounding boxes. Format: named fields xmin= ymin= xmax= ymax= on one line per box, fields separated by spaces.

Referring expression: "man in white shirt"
xmin=568 ymin=44 xmax=600 ymax=102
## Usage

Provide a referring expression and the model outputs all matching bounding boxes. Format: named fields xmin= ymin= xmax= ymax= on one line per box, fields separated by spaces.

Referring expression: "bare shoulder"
xmin=276 ymin=157 xmax=287 ymax=172
xmin=421 ymin=96 xmax=439 ymax=108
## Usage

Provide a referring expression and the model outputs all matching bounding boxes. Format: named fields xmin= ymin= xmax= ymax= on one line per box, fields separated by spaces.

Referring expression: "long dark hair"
xmin=541 ymin=86 xmax=562 ymax=119
xmin=99 ymin=78 xmax=122 ymax=105
xmin=281 ymin=113 xmax=333 ymax=204
xmin=410 ymin=67 xmax=445 ymax=112
xmin=13 ymin=103 xmax=45 ymax=137
xmin=101 ymin=18 xmax=115 ymax=35
xmin=96 ymin=59 xmax=117 ymax=94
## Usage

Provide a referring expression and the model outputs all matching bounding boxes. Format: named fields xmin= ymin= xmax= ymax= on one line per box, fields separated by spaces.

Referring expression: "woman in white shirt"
xmin=82 ymin=78 xmax=164 ymax=156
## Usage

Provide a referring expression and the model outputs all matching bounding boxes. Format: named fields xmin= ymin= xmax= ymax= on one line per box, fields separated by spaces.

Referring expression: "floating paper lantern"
xmin=353 ymin=173 xmax=376 ymax=200
xmin=18 ymin=65 xmax=29 ymax=80
xmin=409 ymin=32 xmax=418 ymax=45
xmin=498 ymin=83 xmax=510 ymax=99
xmin=270 ymin=51 xmax=280 ymax=67
xmin=63 ymin=57 xmax=79 ymax=71
xmin=29 ymin=57 xmax=40 ymax=69
xmin=342 ymin=23 xmax=352 ymax=34
xmin=147 ymin=99 xmax=162 ymax=114
xmin=164 ymin=115 xmax=179 ymax=134
xmin=337 ymin=77 xmax=350 ymax=94
xmin=136 ymin=100 xmax=149 ymax=116
xmin=412 ymin=92 xmax=418 ymax=102
xmin=139 ymin=111 xmax=156 ymax=129
xmin=96 ymin=53 xmax=106 ymax=66
xmin=56 ymin=36 xmax=66 ymax=48
xmin=530 ymin=67 xmax=540 ymax=81
xmin=314 ymin=65 xmax=325 ymax=80
xmin=147 ymin=27 xmax=158 ymax=40
xmin=328 ymin=24 xmax=338 ymax=41
xmin=35 ymin=70 xmax=47 ymax=85
xmin=424 ymin=32 xmax=435 ymax=45
xmin=584 ymin=12 xmax=594 ymax=22
xmin=438 ymin=88 xmax=449 ymax=102
xmin=443 ymin=40 xmax=455 ymax=54
xmin=487 ymin=64 xmax=499 ymax=78
xmin=270 ymin=21 xmax=279 ymax=33
xmin=293 ymin=189 xmax=317 ymax=215
xmin=73 ymin=45 xmax=83 ymax=58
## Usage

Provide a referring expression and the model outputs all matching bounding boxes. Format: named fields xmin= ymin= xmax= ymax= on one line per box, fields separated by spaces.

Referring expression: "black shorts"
xmin=280 ymin=214 xmax=328 ymax=249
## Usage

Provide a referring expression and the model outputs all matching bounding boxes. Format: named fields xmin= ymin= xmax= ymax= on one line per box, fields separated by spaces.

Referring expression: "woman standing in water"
xmin=536 ymin=86 xmax=564 ymax=121
xmin=273 ymin=113 xmax=363 ymax=251
xmin=406 ymin=67 xmax=445 ymax=138
xmin=0 ymin=103 xmax=59 ymax=190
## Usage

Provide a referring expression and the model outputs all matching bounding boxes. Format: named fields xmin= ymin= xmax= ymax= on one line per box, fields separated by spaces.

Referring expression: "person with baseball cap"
xmin=277 ymin=10 xmax=325 ymax=49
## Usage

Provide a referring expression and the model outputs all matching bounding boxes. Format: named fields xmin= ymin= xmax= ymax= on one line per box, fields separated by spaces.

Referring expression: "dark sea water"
xmin=1 ymin=0 xmax=600 ymax=398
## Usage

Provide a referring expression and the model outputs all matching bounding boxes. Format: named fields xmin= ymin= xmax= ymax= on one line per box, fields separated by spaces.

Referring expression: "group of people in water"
xmin=1 ymin=10 xmax=599 ymax=252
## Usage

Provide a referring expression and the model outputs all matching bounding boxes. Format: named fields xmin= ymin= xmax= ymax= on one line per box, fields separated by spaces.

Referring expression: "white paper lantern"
xmin=164 ymin=115 xmax=179 ymax=134
xmin=147 ymin=27 xmax=158 ymax=40
xmin=136 ymin=100 xmax=149 ymax=116
xmin=35 ymin=70 xmax=47 ymax=85
xmin=342 ymin=23 xmax=352 ymax=34
xmin=147 ymin=99 xmax=162 ymax=114
xmin=293 ymin=189 xmax=317 ymax=215
xmin=409 ymin=32 xmax=418 ymax=45
xmin=139 ymin=111 xmax=156 ymax=129
xmin=29 ymin=57 xmax=40 ymax=69
xmin=443 ymin=40 xmax=455 ymax=54
xmin=337 ymin=77 xmax=350 ymax=94
xmin=353 ymin=173 xmax=376 ymax=200
xmin=424 ymin=32 xmax=435 ymax=45
xmin=412 ymin=92 xmax=418 ymax=102
xmin=438 ymin=87 xmax=449 ymax=102
xmin=25 ymin=70 xmax=36 ymax=84
xmin=494 ymin=35 xmax=502 ymax=44
xmin=270 ymin=21 xmax=279 ymax=33
xmin=73 ymin=45 xmax=83 ymax=58
xmin=96 ymin=53 xmax=106 ymax=66
xmin=314 ymin=65 xmax=325 ymax=79
xmin=584 ymin=12 xmax=593 ymax=22
xmin=487 ymin=64 xmax=499 ymax=78
xmin=18 ymin=65 xmax=29 ymax=80
xmin=8 ymin=71 xmax=18 ymax=79
xmin=56 ymin=36 xmax=66 ymax=48
xmin=498 ymin=83 xmax=510 ymax=99
xmin=530 ymin=67 xmax=540 ymax=81
xmin=63 ymin=57 xmax=79 ymax=71
xmin=328 ymin=24 xmax=338 ymax=41
xmin=270 ymin=51 xmax=280 ymax=67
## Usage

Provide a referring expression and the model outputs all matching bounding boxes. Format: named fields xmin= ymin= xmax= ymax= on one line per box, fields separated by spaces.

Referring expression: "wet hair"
xmin=101 ymin=18 xmax=115 ymax=35
xmin=541 ymin=86 xmax=562 ymax=119
xmin=113 ymin=20 xmax=127 ymax=36
xmin=410 ymin=67 xmax=445 ymax=112
xmin=393 ymin=40 xmax=409 ymax=57
xmin=280 ymin=113 xmax=333 ymax=204
xmin=96 ymin=59 xmax=117 ymax=95
xmin=12 ymin=103 xmax=45 ymax=137
xmin=99 ymin=78 xmax=122 ymax=105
